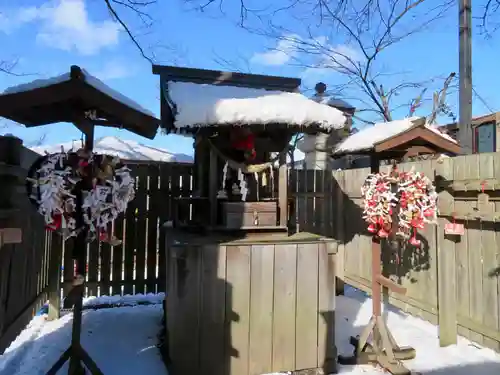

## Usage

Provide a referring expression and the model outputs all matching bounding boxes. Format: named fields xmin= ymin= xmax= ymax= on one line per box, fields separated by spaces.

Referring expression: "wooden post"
xmin=47 ymin=234 xmax=63 ymax=321
xmin=278 ymin=152 xmax=288 ymax=227
xmin=209 ymin=147 xmax=218 ymax=226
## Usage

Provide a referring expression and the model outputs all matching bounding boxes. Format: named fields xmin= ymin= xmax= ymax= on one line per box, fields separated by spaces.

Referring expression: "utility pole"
xmin=458 ymin=0 xmax=473 ymax=154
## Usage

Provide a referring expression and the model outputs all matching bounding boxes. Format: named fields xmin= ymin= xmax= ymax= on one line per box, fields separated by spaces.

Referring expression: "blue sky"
xmin=0 ymin=0 xmax=499 ymax=156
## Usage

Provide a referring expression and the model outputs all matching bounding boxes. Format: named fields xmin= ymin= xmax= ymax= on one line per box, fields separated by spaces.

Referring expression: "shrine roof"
xmin=152 ymin=65 xmax=347 ymax=133
xmin=0 ymin=65 xmax=160 ymax=139
xmin=332 ymin=117 xmax=460 ymax=157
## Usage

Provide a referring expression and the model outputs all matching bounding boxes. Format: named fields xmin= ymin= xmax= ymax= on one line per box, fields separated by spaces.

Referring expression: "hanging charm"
xmin=361 ymin=167 xmax=438 ymax=246
xmin=26 ymin=149 xmax=135 ymax=244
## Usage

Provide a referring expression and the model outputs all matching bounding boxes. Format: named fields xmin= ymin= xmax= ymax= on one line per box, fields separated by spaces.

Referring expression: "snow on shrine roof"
xmin=166 ymin=81 xmax=347 ymax=129
xmin=334 ymin=117 xmax=457 ymax=154
xmin=2 ymin=69 xmax=155 ymax=118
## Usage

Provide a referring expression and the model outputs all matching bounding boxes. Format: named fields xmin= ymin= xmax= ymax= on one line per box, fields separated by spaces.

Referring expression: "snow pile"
xmin=2 ymin=68 xmax=156 ymax=118
xmin=335 ymin=117 xmax=457 ymax=154
xmin=83 ymin=293 xmax=165 ymax=308
xmin=0 ymin=304 xmax=165 ymax=375
xmin=167 ymin=81 xmax=347 ymax=129
xmin=2 ymin=288 xmax=500 ymax=375
xmin=31 ymin=136 xmax=193 ymax=163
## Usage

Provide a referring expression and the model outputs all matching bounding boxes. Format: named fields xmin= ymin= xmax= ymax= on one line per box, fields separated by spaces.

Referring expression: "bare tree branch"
xmin=194 ymin=0 xmax=456 ymax=124
xmin=102 ymin=0 xmax=157 ymax=63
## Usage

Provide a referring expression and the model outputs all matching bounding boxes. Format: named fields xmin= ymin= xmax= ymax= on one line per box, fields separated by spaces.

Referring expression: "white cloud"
xmin=302 ymin=43 xmax=361 ymax=81
xmin=94 ymin=61 xmax=135 ymax=81
xmin=0 ymin=0 xmax=120 ymax=55
xmin=250 ymin=34 xmax=361 ymax=81
xmin=250 ymin=35 xmax=300 ymax=66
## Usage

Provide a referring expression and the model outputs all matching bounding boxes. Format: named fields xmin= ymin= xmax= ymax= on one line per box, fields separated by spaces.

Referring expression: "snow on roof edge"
xmin=165 ymin=81 xmax=347 ymax=130
xmin=334 ymin=117 xmax=457 ymax=155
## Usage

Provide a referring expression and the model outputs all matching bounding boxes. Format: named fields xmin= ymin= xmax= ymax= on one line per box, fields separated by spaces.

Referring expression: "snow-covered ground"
xmin=1 ymin=288 xmax=499 ymax=375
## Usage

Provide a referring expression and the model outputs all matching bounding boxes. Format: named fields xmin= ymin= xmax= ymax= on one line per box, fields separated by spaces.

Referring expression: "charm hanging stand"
xmin=46 ymin=123 xmax=104 ymax=375
xmin=338 ymin=159 xmax=416 ymax=375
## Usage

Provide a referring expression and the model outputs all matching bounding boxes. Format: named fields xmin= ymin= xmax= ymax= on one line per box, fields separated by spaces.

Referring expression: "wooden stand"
xmin=338 ymin=160 xmax=415 ymax=375
xmin=338 ymin=236 xmax=415 ymax=374
xmin=46 ymin=284 xmax=103 ymax=375
xmin=45 ymin=125 xmax=104 ymax=375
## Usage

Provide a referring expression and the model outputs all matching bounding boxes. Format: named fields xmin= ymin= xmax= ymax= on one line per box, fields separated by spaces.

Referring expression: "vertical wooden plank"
xmin=112 ymin=213 xmax=125 ymax=295
xmin=272 ymin=244 xmax=297 ymax=372
xmin=318 ymin=243 xmax=337 ymax=373
xmin=248 ymin=245 xmax=274 ymax=375
xmin=297 ymin=169 xmax=307 ymax=232
xmin=200 ymin=245 xmax=227 ymax=375
xmin=62 ymin=240 xmax=74 ymax=297
xmin=295 ymin=243 xmax=319 ymax=370
xmin=100 ymin=239 xmax=111 ymax=296
xmin=314 ymin=170 xmax=325 ymax=235
xmin=279 ymin=153 xmax=288 ymax=227
xmin=157 ymin=163 xmax=172 ymax=293
xmin=134 ymin=165 xmax=149 ymax=294
xmin=171 ymin=244 xmax=202 ymax=375
xmin=209 ymin=148 xmax=218 ymax=226
xmin=436 ymin=156 xmax=458 ymax=346
xmin=289 ymin=168 xmax=298 ymax=232
xmin=463 ymin=154 xmax=484 ymax=345
xmin=87 ymin=240 xmax=99 ymax=296
xmin=123 ymin=166 xmax=138 ymax=295
xmin=305 ymin=170 xmax=315 ymax=233
xmin=479 ymin=153 xmax=499 ymax=350
xmin=48 ymin=234 xmax=62 ymax=320
xmin=333 ymin=170 xmax=346 ymax=295
xmin=146 ymin=164 xmax=160 ymax=294
xmin=226 ymin=245 xmax=251 ymax=375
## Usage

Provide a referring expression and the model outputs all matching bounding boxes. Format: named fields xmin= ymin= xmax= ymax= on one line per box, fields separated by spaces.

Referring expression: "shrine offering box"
xmin=222 ymin=201 xmax=277 ymax=229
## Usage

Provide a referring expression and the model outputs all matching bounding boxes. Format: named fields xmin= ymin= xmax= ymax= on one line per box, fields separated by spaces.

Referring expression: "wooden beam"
xmin=153 ymin=65 xmax=301 ymax=91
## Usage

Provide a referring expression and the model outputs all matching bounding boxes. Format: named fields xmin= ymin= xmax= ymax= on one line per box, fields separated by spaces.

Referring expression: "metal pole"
xmin=458 ymin=0 xmax=473 ymax=154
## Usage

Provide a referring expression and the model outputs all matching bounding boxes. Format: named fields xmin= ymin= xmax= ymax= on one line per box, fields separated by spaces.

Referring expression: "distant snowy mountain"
xmin=31 ymin=136 xmax=193 ymax=163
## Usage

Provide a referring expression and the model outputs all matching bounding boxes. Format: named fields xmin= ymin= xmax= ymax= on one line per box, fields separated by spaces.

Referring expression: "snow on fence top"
xmin=334 ymin=117 xmax=457 ymax=154
xmin=167 ymin=81 xmax=347 ymax=129
xmin=2 ymin=70 xmax=156 ymax=118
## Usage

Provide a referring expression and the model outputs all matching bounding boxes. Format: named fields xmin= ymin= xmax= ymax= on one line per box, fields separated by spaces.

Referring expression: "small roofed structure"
xmin=333 ymin=117 xmax=460 ymax=375
xmin=153 ymin=65 xmax=342 ymax=375
xmin=333 ymin=116 xmax=460 ymax=158
xmin=0 ymin=65 xmax=161 ymax=375
xmin=0 ymin=65 xmax=160 ymax=140
xmin=153 ymin=64 xmax=347 ymax=231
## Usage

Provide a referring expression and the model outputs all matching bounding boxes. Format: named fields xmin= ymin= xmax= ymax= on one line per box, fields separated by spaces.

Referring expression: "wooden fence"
xmin=2 ymin=143 xmax=500 ymax=354
xmin=0 ymin=137 xmax=53 ymax=353
xmin=290 ymin=153 xmax=500 ymax=352
xmin=60 ymin=161 xmax=194 ymax=298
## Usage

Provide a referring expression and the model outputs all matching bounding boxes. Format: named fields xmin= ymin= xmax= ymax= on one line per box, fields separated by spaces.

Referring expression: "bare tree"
xmin=189 ymin=0 xmax=456 ymax=124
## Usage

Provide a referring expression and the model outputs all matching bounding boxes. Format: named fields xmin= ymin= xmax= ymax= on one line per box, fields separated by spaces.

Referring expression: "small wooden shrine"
xmin=332 ymin=117 xmax=460 ymax=375
xmin=153 ymin=65 xmax=348 ymax=375
xmin=0 ymin=65 xmax=160 ymax=375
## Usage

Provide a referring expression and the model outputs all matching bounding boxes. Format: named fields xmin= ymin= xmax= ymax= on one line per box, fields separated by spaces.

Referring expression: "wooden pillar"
xmin=278 ymin=152 xmax=288 ymax=227
xmin=209 ymin=147 xmax=218 ymax=226
xmin=0 ymin=135 xmax=23 ymax=248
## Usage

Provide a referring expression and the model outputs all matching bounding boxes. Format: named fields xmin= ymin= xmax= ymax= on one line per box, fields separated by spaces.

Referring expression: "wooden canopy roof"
xmin=152 ymin=65 xmax=348 ymax=135
xmin=0 ymin=65 xmax=160 ymax=139
xmin=332 ymin=117 xmax=461 ymax=159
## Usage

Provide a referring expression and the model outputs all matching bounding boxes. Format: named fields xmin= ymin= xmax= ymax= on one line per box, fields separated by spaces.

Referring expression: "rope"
xmin=206 ymin=138 xmax=288 ymax=174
